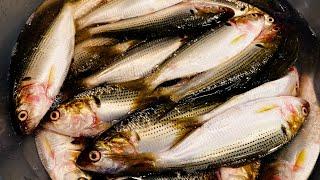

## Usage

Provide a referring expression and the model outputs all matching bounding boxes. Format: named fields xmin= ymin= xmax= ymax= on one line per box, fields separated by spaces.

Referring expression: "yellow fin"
xmin=231 ymin=34 xmax=247 ymax=45
xmin=256 ymin=104 xmax=278 ymax=113
xmin=293 ymin=149 xmax=307 ymax=171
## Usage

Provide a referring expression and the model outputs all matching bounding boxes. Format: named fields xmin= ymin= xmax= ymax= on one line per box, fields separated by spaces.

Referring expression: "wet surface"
xmin=0 ymin=0 xmax=319 ymax=179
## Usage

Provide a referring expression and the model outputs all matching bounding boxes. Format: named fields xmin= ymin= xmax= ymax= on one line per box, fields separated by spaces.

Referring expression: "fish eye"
xmin=89 ymin=150 xmax=101 ymax=162
xmin=190 ymin=9 xmax=195 ymax=15
xmin=78 ymin=177 xmax=88 ymax=180
xmin=268 ymin=17 xmax=275 ymax=23
xmin=240 ymin=6 xmax=247 ymax=11
xmin=302 ymin=107 xmax=308 ymax=116
xmin=18 ymin=110 xmax=28 ymax=121
xmin=50 ymin=110 xmax=60 ymax=121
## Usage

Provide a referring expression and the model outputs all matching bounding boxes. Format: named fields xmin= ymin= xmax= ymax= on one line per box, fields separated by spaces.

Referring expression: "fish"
xmin=169 ymin=23 xmax=282 ymax=102
xmin=260 ymin=74 xmax=320 ymax=180
xmin=143 ymin=13 xmax=266 ymax=92
xmin=9 ymin=2 xmax=76 ymax=134
xmin=35 ymin=129 xmax=92 ymax=180
xmin=153 ymin=96 xmax=309 ymax=172
xmin=81 ymin=37 xmax=186 ymax=88
xmin=42 ymin=85 xmax=143 ymax=137
xmin=82 ymin=2 xmax=235 ymax=38
xmin=147 ymin=67 xmax=300 ymax=151
xmin=76 ymin=96 xmax=309 ymax=174
xmin=69 ymin=39 xmax=139 ymax=79
xmin=76 ymin=0 xmax=183 ymax=30
xmin=198 ymin=67 xmax=299 ymax=121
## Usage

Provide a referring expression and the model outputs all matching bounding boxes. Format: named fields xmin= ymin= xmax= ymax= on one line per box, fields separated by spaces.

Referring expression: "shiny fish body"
xmin=82 ymin=37 xmax=185 ymax=87
xmin=135 ymin=99 xmax=221 ymax=153
xmin=145 ymin=13 xmax=265 ymax=91
xmin=198 ymin=67 xmax=299 ymax=121
xmin=171 ymin=23 xmax=282 ymax=102
xmin=71 ymin=0 xmax=106 ymax=19
xmin=9 ymin=2 xmax=75 ymax=134
xmin=76 ymin=97 xmax=309 ymax=175
xmin=85 ymin=2 xmax=234 ymax=37
xmin=154 ymin=97 xmax=309 ymax=172
xmin=260 ymin=74 xmax=320 ymax=180
xmin=35 ymin=129 xmax=91 ymax=180
xmin=43 ymin=85 xmax=141 ymax=137
xmin=76 ymin=0 xmax=183 ymax=29
xmin=145 ymin=68 xmax=300 ymax=152
xmin=70 ymin=39 xmax=139 ymax=79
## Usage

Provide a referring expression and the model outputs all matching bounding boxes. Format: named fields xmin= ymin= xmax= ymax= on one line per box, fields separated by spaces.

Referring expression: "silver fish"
xmin=169 ymin=22 xmax=281 ymax=102
xmin=84 ymin=2 xmax=234 ymax=37
xmin=10 ymin=3 xmax=75 ymax=134
xmin=70 ymin=39 xmax=138 ymax=79
xmin=71 ymin=0 xmax=106 ymax=19
xmin=76 ymin=96 xmax=309 ymax=174
xmin=43 ymin=85 xmax=142 ymax=137
xmin=76 ymin=0 xmax=183 ymax=29
xmin=154 ymin=97 xmax=309 ymax=172
xmin=260 ymin=74 xmax=320 ymax=180
xmin=81 ymin=37 xmax=185 ymax=88
xmin=144 ymin=13 xmax=266 ymax=92
xmin=35 ymin=129 xmax=92 ymax=180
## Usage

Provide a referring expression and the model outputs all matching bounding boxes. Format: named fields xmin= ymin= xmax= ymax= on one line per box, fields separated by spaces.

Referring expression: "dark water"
xmin=0 ymin=0 xmax=319 ymax=179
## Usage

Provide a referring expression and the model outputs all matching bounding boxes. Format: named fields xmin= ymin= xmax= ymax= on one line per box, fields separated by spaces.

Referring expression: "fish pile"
xmin=8 ymin=0 xmax=319 ymax=180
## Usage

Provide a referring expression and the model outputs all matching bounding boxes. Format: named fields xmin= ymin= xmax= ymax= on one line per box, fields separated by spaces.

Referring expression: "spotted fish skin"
xmin=83 ymin=2 xmax=235 ymax=38
xmin=154 ymin=97 xmax=309 ymax=172
xmin=76 ymin=97 xmax=309 ymax=174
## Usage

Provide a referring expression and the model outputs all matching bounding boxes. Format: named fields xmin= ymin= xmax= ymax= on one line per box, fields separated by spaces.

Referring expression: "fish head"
xmin=43 ymin=99 xmax=108 ymax=137
xmin=14 ymin=83 xmax=52 ymax=134
xmin=256 ymin=24 xmax=281 ymax=45
xmin=230 ymin=13 xmax=265 ymax=35
xmin=281 ymin=97 xmax=310 ymax=138
xmin=77 ymin=139 xmax=131 ymax=174
xmin=77 ymin=132 xmax=150 ymax=174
